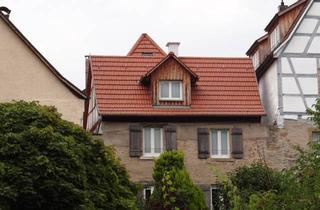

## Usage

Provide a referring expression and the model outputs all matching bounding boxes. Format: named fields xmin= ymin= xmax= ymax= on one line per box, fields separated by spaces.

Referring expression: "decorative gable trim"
xmin=139 ymin=52 xmax=199 ymax=84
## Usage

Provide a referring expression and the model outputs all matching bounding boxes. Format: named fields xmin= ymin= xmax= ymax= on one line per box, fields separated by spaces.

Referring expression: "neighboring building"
xmin=84 ymin=33 xmax=271 ymax=208
xmin=0 ymin=7 xmax=86 ymax=124
xmin=247 ymin=0 xmax=320 ymax=129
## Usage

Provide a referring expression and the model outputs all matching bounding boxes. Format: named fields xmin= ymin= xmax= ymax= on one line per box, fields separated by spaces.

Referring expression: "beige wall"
xmin=0 ymin=18 xmax=84 ymax=124
xmin=100 ymin=120 xmax=313 ymax=185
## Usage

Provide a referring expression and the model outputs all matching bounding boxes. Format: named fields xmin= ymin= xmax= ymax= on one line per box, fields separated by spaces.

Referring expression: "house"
xmin=84 ymin=33 xmax=273 ymax=208
xmin=247 ymin=0 xmax=320 ymax=136
xmin=0 ymin=7 xmax=86 ymax=125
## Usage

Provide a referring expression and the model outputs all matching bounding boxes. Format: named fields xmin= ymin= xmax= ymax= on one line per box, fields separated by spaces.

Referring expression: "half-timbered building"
xmin=247 ymin=0 xmax=320 ymax=129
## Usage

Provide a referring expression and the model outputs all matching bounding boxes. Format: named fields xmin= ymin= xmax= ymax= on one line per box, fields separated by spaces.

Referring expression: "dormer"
xmin=127 ymin=33 xmax=166 ymax=57
xmin=140 ymin=53 xmax=198 ymax=107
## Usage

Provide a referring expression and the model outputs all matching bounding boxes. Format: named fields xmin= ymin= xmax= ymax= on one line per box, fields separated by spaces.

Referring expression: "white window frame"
xmin=143 ymin=128 xmax=163 ymax=158
xmin=159 ymin=81 xmax=183 ymax=101
xmin=143 ymin=186 xmax=154 ymax=200
xmin=252 ymin=50 xmax=260 ymax=70
xmin=211 ymin=129 xmax=230 ymax=159
xmin=270 ymin=25 xmax=280 ymax=50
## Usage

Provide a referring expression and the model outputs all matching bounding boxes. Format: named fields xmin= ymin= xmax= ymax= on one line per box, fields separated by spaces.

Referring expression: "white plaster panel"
xmin=308 ymin=37 xmax=320 ymax=54
xmin=285 ymin=36 xmax=310 ymax=53
xmin=308 ymin=2 xmax=320 ymax=16
xmin=291 ymin=58 xmax=317 ymax=74
xmin=283 ymin=115 xmax=298 ymax=120
xmin=297 ymin=18 xmax=318 ymax=34
xmin=259 ymin=62 xmax=278 ymax=123
xmin=306 ymin=97 xmax=317 ymax=108
xmin=298 ymin=78 xmax=318 ymax=94
xmin=283 ymin=96 xmax=305 ymax=112
xmin=281 ymin=58 xmax=292 ymax=73
xmin=282 ymin=77 xmax=300 ymax=94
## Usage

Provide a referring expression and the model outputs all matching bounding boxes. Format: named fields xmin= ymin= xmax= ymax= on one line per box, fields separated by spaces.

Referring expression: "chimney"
xmin=166 ymin=42 xmax=180 ymax=56
xmin=0 ymin=6 xmax=11 ymax=18
xmin=278 ymin=0 xmax=288 ymax=12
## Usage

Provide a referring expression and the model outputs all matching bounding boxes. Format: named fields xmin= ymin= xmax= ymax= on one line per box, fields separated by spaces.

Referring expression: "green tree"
xmin=0 ymin=101 xmax=137 ymax=210
xmin=147 ymin=151 xmax=207 ymax=210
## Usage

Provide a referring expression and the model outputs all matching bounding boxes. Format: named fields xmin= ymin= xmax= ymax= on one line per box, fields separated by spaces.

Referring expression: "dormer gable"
xmin=127 ymin=33 xmax=167 ymax=57
xmin=140 ymin=53 xmax=198 ymax=107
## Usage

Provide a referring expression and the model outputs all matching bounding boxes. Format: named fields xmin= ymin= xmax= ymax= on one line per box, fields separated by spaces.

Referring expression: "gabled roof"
xmin=0 ymin=9 xmax=86 ymax=99
xmin=140 ymin=52 xmax=199 ymax=84
xmin=246 ymin=34 xmax=268 ymax=56
xmin=127 ymin=33 xmax=167 ymax=57
xmin=265 ymin=0 xmax=308 ymax=32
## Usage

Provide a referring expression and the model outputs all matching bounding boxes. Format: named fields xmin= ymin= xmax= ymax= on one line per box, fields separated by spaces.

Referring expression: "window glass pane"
xmin=212 ymin=186 xmax=225 ymax=210
xmin=171 ymin=81 xmax=181 ymax=98
xmin=154 ymin=128 xmax=162 ymax=153
xmin=160 ymin=81 xmax=169 ymax=98
xmin=312 ymin=132 xmax=320 ymax=142
xmin=144 ymin=128 xmax=151 ymax=153
xmin=221 ymin=130 xmax=228 ymax=155
xmin=212 ymin=130 xmax=218 ymax=155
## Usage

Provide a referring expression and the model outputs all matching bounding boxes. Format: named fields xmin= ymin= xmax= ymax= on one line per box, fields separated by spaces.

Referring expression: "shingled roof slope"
xmin=89 ymin=54 xmax=264 ymax=117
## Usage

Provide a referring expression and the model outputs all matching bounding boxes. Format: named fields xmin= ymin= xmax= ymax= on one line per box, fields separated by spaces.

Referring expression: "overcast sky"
xmin=1 ymin=0 xmax=297 ymax=89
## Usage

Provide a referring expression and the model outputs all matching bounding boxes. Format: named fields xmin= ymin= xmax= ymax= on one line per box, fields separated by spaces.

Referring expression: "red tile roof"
xmin=90 ymin=36 xmax=265 ymax=117
xmin=127 ymin=33 xmax=167 ymax=57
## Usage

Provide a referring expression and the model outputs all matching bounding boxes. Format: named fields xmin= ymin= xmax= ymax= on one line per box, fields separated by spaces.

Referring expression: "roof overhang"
xmin=246 ymin=34 xmax=268 ymax=56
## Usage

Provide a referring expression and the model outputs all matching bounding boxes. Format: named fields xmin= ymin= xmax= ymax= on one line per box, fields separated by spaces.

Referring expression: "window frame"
xmin=312 ymin=131 xmax=320 ymax=142
xmin=252 ymin=50 xmax=260 ymax=69
xmin=159 ymin=80 xmax=183 ymax=101
xmin=143 ymin=186 xmax=154 ymax=200
xmin=270 ymin=25 xmax=280 ymax=50
xmin=211 ymin=185 xmax=226 ymax=210
xmin=210 ymin=129 xmax=230 ymax=159
xmin=143 ymin=127 xmax=163 ymax=158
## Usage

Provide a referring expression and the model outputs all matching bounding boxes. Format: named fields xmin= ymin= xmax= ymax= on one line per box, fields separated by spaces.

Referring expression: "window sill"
xmin=159 ymin=98 xmax=184 ymax=102
xmin=140 ymin=156 xmax=158 ymax=160
xmin=210 ymin=158 xmax=234 ymax=162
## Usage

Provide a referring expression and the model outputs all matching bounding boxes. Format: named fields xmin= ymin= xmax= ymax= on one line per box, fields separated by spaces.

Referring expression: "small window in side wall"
xmin=211 ymin=129 xmax=230 ymax=159
xmin=143 ymin=186 xmax=154 ymax=200
xmin=143 ymin=127 xmax=163 ymax=157
xmin=211 ymin=186 xmax=226 ymax=210
xmin=252 ymin=50 xmax=260 ymax=69
xmin=159 ymin=81 xmax=183 ymax=101
xmin=312 ymin=131 xmax=320 ymax=142
xmin=270 ymin=25 xmax=280 ymax=50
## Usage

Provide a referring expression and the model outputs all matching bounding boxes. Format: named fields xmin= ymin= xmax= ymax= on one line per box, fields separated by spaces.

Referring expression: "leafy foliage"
xmin=147 ymin=151 xmax=207 ymax=210
xmin=0 ymin=101 xmax=138 ymax=210
xmin=217 ymin=98 xmax=320 ymax=210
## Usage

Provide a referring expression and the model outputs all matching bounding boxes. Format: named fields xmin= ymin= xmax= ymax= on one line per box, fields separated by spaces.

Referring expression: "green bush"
xmin=147 ymin=151 xmax=207 ymax=210
xmin=0 ymin=101 xmax=137 ymax=210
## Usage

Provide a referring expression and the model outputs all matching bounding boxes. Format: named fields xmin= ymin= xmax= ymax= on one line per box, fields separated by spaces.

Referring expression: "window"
xmin=141 ymin=52 xmax=153 ymax=57
xmin=143 ymin=186 xmax=154 ymax=200
xmin=270 ymin=25 xmax=280 ymax=50
xmin=211 ymin=129 xmax=230 ymax=158
xmin=159 ymin=81 xmax=182 ymax=101
xmin=252 ymin=50 xmax=260 ymax=69
xmin=211 ymin=186 xmax=226 ymax=210
xmin=143 ymin=127 xmax=163 ymax=157
xmin=312 ymin=132 xmax=320 ymax=142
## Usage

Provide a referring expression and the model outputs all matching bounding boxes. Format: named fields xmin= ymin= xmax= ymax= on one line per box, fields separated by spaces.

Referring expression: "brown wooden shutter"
xmin=164 ymin=125 xmax=177 ymax=151
xmin=231 ymin=128 xmax=243 ymax=159
xmin=129 ymin=125 xmax=143 ymax=157
xmin=198 ymin=128 xmax=210 ymax=159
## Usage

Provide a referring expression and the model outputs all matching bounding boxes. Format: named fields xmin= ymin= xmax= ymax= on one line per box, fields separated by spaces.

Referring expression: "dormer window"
xmin=270 ymin=25 xmax=280 ymax=50
xmin=159 ymin=81 xmax=182 ymax=101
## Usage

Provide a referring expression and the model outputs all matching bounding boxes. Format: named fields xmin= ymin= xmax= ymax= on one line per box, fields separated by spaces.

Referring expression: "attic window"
xmin=270 ymin=25 xmax=280 ymax=50
xmin=141 ymin=52 xmax=153 ymax=57
xmin=159 ymin=81 xmax=182 ymax=101
xmin=252 ymin=50 xmax=260 ymax=70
